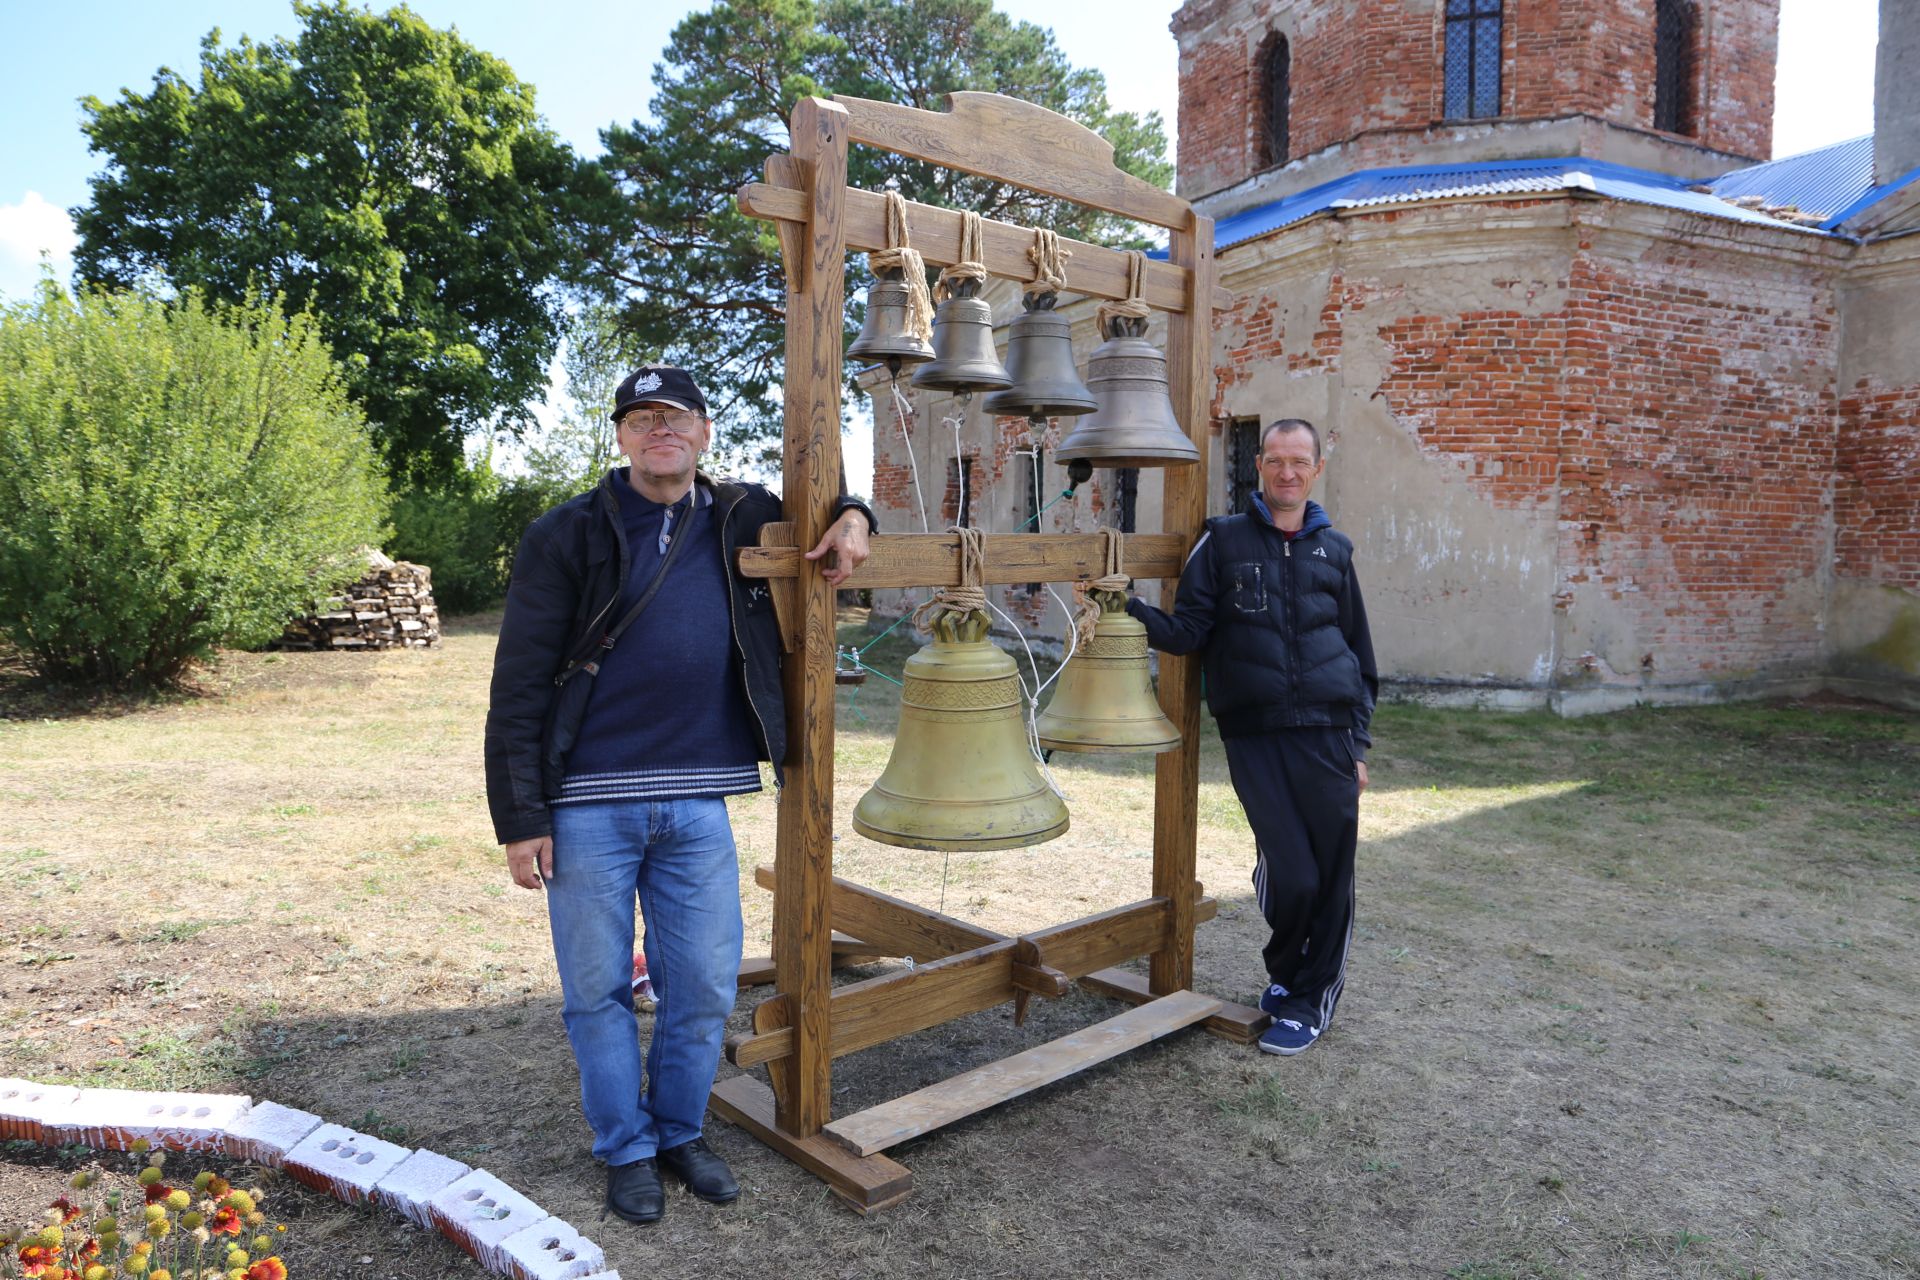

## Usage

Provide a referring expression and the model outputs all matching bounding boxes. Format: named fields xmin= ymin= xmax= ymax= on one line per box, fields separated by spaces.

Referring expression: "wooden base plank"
xmin=1078 ymin=967 xmax=1268 ymax=1044
xmin=823 ymin=990 xmax=1222 ymax=1157
xmin=709 ymin=1075 xmax=912 ymax=1215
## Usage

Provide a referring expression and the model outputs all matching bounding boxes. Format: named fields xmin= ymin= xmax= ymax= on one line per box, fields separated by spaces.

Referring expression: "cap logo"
xmin=632 ymin=371 xmax=662 ymax=396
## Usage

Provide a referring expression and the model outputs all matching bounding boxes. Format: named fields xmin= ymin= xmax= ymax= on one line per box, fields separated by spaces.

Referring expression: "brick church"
xmin=868 ymin=0 xmax=1919 ymax=712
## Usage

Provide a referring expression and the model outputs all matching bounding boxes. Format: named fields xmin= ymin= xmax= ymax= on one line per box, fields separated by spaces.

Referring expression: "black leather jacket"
xmin=484 ymin=468 xmax=870 ymax=844
xmin=1127 ymin=499 xmax=1377 ymax=754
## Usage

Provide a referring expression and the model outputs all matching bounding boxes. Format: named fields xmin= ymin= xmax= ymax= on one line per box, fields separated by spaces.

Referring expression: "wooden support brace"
xmin=753 ymin=863 xmax=1003 ymax=961
xmin=738 ymin=934 xmax=889 ymax=988
xmin=709 ymin=1075 xmax=912 ymax=1215
xmin=1078 ymin=968 xmax=1269 ymax=1046
xmin=1015 ymin=890 xmax=1217 ymax=981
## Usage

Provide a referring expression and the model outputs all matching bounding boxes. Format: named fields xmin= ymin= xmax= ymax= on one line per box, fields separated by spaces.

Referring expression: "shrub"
xmin=386 ymin=454 xmax=566 ymax=615
xmin=0 ymin=284 xmax=388 ymax=688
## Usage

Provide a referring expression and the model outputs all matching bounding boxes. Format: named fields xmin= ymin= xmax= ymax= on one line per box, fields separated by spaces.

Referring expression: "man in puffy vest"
xmin=1127 ymin=418 xmax=1376 ymax=1056
xmin=485 ymin=364 xmax=874 ymax=1222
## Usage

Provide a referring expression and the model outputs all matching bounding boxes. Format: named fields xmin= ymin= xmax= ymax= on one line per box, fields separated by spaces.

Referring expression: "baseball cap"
xmin=611 ymin=364 xmax=709 ymax=422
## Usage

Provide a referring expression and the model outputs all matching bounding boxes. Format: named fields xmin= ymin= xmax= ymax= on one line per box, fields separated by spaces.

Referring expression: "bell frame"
xmin=717 ymin=90 xmax=1259 ymax=1213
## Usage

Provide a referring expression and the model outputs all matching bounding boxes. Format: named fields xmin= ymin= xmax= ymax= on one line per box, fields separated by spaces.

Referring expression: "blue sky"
xmin=0 ymin=0 xmax=1883 ymax=486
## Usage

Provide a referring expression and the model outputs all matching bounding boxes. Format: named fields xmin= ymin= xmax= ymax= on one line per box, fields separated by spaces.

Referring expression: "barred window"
xmin=1256 ymin=34 xmax=1291 ymax=170
xmin=1654 ymin=0 xmax=1698 ymax=135
xmin=944 ymin=454 xmax=976 ymax=529
xmin=1443 ymin=0 xmax=1503 ymax=120
xmin=1227 ymin=418 xmax=1262 ymax=515
xmin=1114 ymin=467 xmax=1140 ymax=534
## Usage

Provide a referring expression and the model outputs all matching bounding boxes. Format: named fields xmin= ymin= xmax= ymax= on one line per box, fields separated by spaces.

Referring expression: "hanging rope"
xmin=1096 ymin=249 xmax=1153 ymax=334
xmin=1071 ymin=527 xmax=1131 ymax=648
xmin=912 ymin=526 xmax=989 ymax=633
xmin=1026 ymin=228 xmax=1072 ymax=298
xmin=937 ymin=210 xmax=989 ymax=301
xmin=866 ymin=190 xmax=934 ymax=344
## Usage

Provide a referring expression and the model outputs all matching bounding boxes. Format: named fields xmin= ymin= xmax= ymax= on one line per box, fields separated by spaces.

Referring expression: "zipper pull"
xmin=1284 ymin=540 xmax=1291 ymax=557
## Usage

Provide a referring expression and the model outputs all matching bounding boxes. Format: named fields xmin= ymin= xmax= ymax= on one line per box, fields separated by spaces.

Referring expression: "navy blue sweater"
xmin=556 ymin=477 xmax=762 ymax=805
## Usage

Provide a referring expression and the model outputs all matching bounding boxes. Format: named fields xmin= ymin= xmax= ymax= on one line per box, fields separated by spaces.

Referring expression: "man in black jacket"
xmin=484 ymin=364 xmax=873 ymax=1223
xmin=1127 ymin=418 xmax=1376 ymax=1057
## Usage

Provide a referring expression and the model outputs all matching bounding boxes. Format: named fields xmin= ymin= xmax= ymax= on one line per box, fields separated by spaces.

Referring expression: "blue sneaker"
xmin=1258 ymin=983 xmax=1292 ymax=1017
xmin=1259 ymin=1017 xmax=1320 ymax=1056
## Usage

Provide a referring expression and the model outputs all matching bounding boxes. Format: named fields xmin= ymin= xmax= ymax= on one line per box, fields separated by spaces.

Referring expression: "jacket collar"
xmin=1248 ymin=492 xmax=1332 ymax=537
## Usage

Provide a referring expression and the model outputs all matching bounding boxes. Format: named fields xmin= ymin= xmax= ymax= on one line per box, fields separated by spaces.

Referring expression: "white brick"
xmin=0 ymin=1080 xmax=81 ymax=1145
xmin=68 ymin=1089 xmax=251 ymax=1153
xmin=428 ymin=1169 xmax=550 ymax=1273
xmin=282 ymin=1124 xmax=412 ymax=1205
xmin=219 ymin=1101 xmax=324 ymax=1167
xmin=372 ymin=1149 xmax=470 ymax=1229
xmin=499 ymin=1218 xmax=604 ymax=1280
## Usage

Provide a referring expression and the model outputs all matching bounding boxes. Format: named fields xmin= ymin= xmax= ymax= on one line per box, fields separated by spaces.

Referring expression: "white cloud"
xmin=0 ymin=192 xmax=79 ymax=301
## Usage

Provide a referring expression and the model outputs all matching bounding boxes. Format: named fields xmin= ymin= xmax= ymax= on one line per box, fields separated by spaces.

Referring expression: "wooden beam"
xmin=833 ymin=92 xmax=1191 ymax=230
xmin=1016 ymin=893 xmax=1219 ymax=980
xmin=738 ymin=182 xmax=1233 ymax=315
xmin=1077 ymin=968 xmax=1268 ymax=1046
xmin=728 ymin=942 xmax=1019 ymax=1069
xmin=739 ymin=935 xmax=889 ymax=988
xmin=822 ymin=991 xmax=1223 ymax=1157
xmin=1150 ymin=211 xmax=1215 ymax=999
xmin=740 ymin=528 xmax=1187 ymax=589
xmin=757 ymin=521 xmax=802 ymax=653
xmin=769 ymin=95 xmax=850 ymax=1138
xmin=753 ymin=863 xmax=1003 ymax=960
xmin=708 ymin=1075 xmax=912 ymax=1215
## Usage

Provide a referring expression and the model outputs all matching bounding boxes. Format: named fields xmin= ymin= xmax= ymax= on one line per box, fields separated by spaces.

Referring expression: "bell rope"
xmin=1096 ymin=250 xmax=1153 ymax=335
xmin=1026 ymin=228 xmax=1072 ymax=298
xmin=867 ymin=190 xmax=934 ymax=343
xmin=913 ymin=525 xmax=989 ymax=632
xmin=937 ymin=210 xmax=989 ymax=301
xmin=1071 ymin=527 xmax=1130 ymax=648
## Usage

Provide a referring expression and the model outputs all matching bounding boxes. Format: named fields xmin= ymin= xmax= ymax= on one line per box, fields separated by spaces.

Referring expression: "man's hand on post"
xmin=505 ymin=836 xmax=553 ymax=889
xmin=804 ymin=510 xmax=872 ymax=587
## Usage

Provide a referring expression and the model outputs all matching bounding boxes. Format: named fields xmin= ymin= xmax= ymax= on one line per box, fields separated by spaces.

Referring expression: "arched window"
xmin=1443 ymin=0 xmax=1503 ymax=119
xmin=1655 ymin=0 xmax=1699 ymax=135
xmin=1256 ymin=34 xmax=1291 ymax=169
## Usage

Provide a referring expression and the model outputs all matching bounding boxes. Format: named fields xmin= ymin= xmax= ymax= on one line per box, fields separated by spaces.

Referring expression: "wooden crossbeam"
xmin=738 ymin=934 xmax=889 ymax=988
xmin=752 ymin=863 xmax=1003 ymax=960
xmin=1078 ymin=968 xmax=1269 ymax=1046
xmin=741 ymin=527 xmax=1186 ymax=589
xmin=1016 ymin=892 xmax=1219 ymax=981
xmin=821 ymin=990 xmax=1222 ymax=1157
xmin=709 ymin=1075 xmax=912 ymax=1215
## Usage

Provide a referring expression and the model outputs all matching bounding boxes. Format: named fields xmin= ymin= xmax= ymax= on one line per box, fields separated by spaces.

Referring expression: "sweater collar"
xmin=1249 ymin=492 xmax=1331 ymax=538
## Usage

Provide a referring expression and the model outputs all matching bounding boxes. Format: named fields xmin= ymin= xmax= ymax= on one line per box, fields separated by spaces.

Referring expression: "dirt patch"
xmin=4 ymin=615 xmax=1918 ymax=1279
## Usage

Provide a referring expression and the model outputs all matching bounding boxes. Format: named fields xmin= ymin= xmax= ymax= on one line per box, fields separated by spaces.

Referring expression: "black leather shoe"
xmin=606 ymin=1158 xmax=665 ymax=1224
xmin=657 ymin=1136 xmax=739 ymax=1204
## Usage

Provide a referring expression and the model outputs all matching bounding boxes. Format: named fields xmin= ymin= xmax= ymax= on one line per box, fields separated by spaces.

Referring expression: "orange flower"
xmin=142 ymin=1184 xmax=174 ymax=1206
xmin=50 ymin=1198 xmax=85 ymax=1225
xmin=19 ymin=1243 xmax=61 ymax=1276
xmin=208 ymin=1209 xmax=243 ymax=1237
xmin=244 ymin=1258 xmax=286 ymax=1280
xmin=78 ymin=1239 xmax=101 ymax=1262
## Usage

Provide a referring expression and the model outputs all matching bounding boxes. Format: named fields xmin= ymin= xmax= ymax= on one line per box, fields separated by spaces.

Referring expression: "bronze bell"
xmin=848 ymin=265 xmax=934 ymax=371
xmin=853 ymin=608 xmax=1070 ymax=851
xmin=981 ymin=292 xmax=1097 ymax=420
xmin=1036 ymin=589 xmax=1180 ymax=753
xmin=911 ymin=277 xmax=1010 ymax=394
xmin=1054 ymin=315 xmax=1200 ymax=468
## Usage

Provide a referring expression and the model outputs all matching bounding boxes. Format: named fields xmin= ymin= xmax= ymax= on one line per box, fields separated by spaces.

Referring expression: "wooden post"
xmin=1150 ymin=211 xmax=1216 ymax=997
xmin=770 ymin=96 xmax=851 ymax=1137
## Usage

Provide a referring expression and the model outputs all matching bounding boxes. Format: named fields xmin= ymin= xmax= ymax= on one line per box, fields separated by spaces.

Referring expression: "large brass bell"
xmin=1036 ymin=589 xmax=1180 ymax=753
xmin=1054 ymin=314 xmax=1200 ymax=468
xmin=911 ymin=277 xmax=1010 ymax=394
xmin=853 ymin=608 xmax=1070 ymax=851
xmin=981 ymin=292 xmax=1097 ymax=420
xmin=848 ymin=266 xmax=934 ymax=371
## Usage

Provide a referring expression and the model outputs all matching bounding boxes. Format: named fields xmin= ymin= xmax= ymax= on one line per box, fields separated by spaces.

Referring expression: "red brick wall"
xmin=1836 ymin=382 xmax=1920 ymax=589
xmin=1173 ymin=0 xmax=1776 ymax=199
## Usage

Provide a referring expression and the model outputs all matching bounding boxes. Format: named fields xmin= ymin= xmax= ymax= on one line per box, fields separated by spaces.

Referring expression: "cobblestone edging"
xmin=0 ymin=1080 xmax=616 ymax=1280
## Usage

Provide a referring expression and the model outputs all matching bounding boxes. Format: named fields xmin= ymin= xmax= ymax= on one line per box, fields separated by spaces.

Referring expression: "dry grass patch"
xmin=3 ymin=615 xmax=1917 ymax=1279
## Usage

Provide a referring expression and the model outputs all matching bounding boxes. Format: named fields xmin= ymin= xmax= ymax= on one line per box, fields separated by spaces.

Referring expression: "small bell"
xmin=853 ymin=608 xmax=1070 ymax=851
xmin=848 ymin=265 xmax=935 ymax=372
xmin=1054 ymin=314 xmax=1199 ymax=468
xmin=912 ymin=277 xmax=1010 ymax=394
xmin=1036 ymin=589 xmax=1180 ymax=753
xmin=981 ymin=292 xmax=1097 ymax=420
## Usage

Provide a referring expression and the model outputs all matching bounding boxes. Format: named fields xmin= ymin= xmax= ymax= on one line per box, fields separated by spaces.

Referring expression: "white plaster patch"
xmin=282 ymin=1124 xmax=412 ymax=1205
xmin=429 ymin=1170 xmax=551 ymax=1273
xmin=220 ymin=1101 xmax=324 ymax=1167
xmin=498 ymin=1217 xmax=604 ymax=1280
xmin=373 ymin=1148 xmax=471 ymax=1229
xmin=65 ymin=1089 xmax=251 ymax=1153
xmin=2 ymin=1081 xmax=82 ymax=1145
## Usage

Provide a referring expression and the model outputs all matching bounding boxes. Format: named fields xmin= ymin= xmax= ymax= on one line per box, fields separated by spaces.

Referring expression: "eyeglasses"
xmin=621 ymin=408 xmax=705 ymax=435
xmin=1259 ymin=454 xmax=1318 ymax=473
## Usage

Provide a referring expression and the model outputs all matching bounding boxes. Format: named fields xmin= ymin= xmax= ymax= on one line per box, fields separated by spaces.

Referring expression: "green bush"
xmin=0 ymin=284 xmax=388 ymax=688
xmin=387 ymin=456 xmax=567 ymax=615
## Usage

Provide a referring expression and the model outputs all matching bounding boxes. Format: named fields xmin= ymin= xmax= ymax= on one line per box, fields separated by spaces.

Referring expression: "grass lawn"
xmin=2 ymin=612 xmax=1917 ymax=1279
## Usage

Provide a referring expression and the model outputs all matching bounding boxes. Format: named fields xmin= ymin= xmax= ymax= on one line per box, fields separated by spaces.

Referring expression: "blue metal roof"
xmin=1706 ymin=135 xmax=1920 ymax=230
xmin=1206 ymin=156 xmax=1835 ymax=252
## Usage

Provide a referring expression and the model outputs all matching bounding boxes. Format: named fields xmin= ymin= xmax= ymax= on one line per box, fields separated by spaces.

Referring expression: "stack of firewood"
xmin=276 ymin=551 xmax=441 ymax=651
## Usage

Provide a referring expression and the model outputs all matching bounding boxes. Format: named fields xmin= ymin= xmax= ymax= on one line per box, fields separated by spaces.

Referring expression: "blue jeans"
xmin=547 ymin=798 xmax=744 ymax=1165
